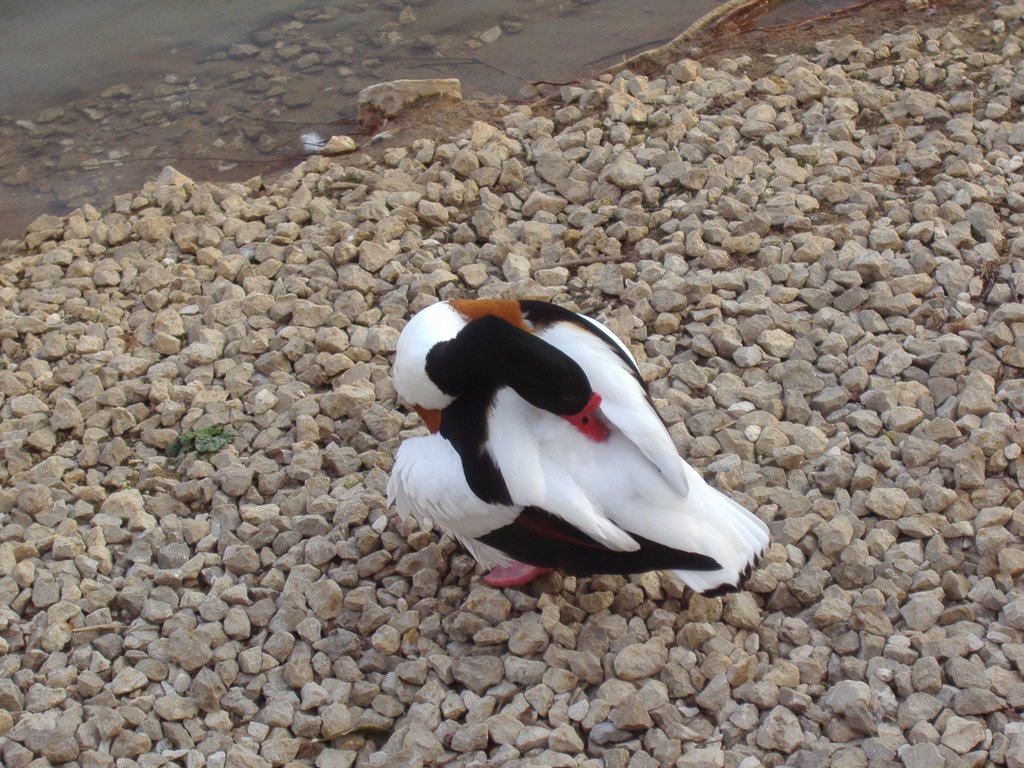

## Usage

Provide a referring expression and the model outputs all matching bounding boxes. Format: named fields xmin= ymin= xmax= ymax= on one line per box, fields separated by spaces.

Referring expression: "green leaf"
xmin=192 ymin=426 xmax=233 ymax=454
xmin=167 ymin=425 xmax=233 ymax=459
xmin=165 ymin=435 xmax=191 ymax=459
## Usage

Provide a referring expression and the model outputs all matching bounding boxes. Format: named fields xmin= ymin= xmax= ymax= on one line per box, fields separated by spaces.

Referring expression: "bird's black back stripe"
xmin=479 ymin=506 xmax=722 ymax=574
xmin=438 ymin=388 xmax=512 ymax=505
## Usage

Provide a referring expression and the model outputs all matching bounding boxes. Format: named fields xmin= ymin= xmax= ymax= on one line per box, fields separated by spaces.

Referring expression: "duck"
xmin=386 ymin=298 xmax=770 ymax=594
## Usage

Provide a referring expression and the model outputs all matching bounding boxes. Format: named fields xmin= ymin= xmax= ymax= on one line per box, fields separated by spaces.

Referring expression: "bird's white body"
xmin=388 ymin=300 xmax=770 ymax=594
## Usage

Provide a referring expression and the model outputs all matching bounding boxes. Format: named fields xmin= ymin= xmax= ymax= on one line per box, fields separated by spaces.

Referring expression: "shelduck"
xmin=387 ymin=299 xmax=769 ymax=594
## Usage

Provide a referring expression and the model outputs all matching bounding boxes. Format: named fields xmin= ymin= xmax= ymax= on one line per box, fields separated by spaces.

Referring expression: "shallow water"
xmin=0 ymin=0 xmax=858 ymax=241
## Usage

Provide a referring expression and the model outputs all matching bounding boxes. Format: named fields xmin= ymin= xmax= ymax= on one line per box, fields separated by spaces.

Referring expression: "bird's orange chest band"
xmin=449 ymin=298 xmax=528 ymax=329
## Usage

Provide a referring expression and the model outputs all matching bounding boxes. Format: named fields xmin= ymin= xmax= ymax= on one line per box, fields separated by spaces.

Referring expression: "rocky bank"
xmin=1 ymin=1 xmax=1024 ymax=767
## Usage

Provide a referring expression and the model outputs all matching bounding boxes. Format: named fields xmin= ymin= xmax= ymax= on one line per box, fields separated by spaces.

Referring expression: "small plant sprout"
xmin=166 ymin=425 xmax=235 ymax=460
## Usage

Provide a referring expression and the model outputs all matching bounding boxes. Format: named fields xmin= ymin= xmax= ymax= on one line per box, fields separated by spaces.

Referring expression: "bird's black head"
xmin=426 ymin=314 xmax=593 ymax=416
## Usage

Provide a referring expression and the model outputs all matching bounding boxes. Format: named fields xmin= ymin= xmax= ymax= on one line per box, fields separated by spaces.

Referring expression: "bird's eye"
xmin=581 ymin=417 xmax=589 ymax=424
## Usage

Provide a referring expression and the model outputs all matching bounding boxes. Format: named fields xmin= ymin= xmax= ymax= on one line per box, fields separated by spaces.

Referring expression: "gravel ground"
xmin=2 ymin=1 xmax=1024 ymax=767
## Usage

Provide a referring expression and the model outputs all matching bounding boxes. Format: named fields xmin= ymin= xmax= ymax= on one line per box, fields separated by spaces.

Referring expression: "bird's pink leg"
xmin=483 ymin=561 xmax=553 ymax=587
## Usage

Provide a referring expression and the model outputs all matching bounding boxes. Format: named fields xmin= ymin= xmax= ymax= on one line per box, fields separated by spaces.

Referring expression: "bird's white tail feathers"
xmin=664 ymin=482 xmax=769 ymax=595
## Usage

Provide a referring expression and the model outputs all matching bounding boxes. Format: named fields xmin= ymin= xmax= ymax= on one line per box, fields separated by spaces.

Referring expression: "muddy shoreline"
xmin=256 ymin=0 xmax=993 ymax=209
xmin=0 ymin=0 xmax=971 ymax=245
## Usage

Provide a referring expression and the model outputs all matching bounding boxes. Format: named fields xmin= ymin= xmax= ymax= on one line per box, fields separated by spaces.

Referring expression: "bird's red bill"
xmin=561 ymin=392 xmax=610 ymax=442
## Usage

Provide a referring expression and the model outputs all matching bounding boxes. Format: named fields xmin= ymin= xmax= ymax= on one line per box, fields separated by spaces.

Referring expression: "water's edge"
xmin=0 ymin=0 xmax=872 ymax=242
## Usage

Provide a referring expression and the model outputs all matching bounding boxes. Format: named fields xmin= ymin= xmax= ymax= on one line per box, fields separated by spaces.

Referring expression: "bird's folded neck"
xmin=426 ymin=315 xmax=594 ymax=417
